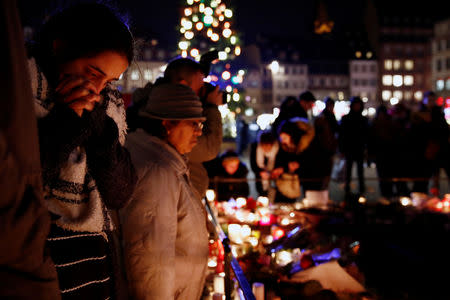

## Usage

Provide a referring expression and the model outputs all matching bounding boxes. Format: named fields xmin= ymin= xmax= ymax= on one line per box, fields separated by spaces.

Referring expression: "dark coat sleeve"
xmin=85 ymin=111 xmax=137 ymax=210
xmin=37 ymin=102 xmax=97 ymax=182
xmin=1 ymin=0 xmax=60 ymax=297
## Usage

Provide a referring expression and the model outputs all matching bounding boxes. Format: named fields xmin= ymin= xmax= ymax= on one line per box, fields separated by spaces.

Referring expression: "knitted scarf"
xmin=28 ymin=57 xmax=127 ymax=234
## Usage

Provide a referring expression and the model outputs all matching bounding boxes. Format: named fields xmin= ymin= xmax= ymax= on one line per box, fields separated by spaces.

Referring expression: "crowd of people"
xmin=2 ymin=1 xmax=450 ymax=300
xmin=205 ymin=91 xmax=449 ymax=205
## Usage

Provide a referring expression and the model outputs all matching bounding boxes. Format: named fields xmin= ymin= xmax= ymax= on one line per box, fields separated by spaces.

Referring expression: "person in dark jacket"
xmin=273 ymin=118 xmax=314 ymax=203
xmin=410 ymin=91 xmax=450 ymax=195
xmin=271 ymin=96 xmax=301 ymax=136
xmin=1 ymin=0 xmax=59 ymax=298
xmin=298 ymin=90 xmax=316 ymax=120
xmin=389 ymin=103 xmax=413 ymax=197
xmin=28 ymin=3 xmax=137 ymax=299
xmin=300 ymin=96 xmax=338 ymax=193
xmin=338 ymin=96 xmax=369 ymax=196
xmin=208 ymin=149 xmax=250 ymax=202
xmin=368 ymin=105 xmax=396 ymax=199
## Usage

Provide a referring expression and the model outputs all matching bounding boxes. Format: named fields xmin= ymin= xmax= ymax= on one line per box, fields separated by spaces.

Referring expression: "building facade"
xmin=376 ymin=16 xmax=435 ymax=108
xmin=432 ymin=18 xmax=450 ymax=100
xmin=349 ymin=58 xmax=378 ymax=108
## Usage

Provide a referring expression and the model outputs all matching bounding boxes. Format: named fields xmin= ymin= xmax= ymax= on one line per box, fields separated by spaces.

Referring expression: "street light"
xmin=269 ymin=60 xmax=280 ymax=74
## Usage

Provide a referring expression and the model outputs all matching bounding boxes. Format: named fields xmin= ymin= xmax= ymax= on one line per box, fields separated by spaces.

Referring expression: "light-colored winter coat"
xmin=121 ymin=129 xmax=209 ymax=300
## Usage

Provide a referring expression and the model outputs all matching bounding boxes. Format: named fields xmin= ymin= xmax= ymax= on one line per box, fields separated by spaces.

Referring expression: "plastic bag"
xmin=276 ymin=173 xmax=301 ymax=199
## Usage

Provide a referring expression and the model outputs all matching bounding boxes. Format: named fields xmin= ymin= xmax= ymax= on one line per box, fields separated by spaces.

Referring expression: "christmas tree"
xmin=176 ymin=0 xmax=247 ymax=137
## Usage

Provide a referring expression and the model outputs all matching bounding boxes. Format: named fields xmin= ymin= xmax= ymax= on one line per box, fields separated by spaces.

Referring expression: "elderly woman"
xmin=121 ymin=83 xmax=209 ymax=300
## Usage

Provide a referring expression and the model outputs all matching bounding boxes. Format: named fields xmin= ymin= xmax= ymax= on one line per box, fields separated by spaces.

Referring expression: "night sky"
xmin=17 ymin=0 xmax=447 ymax=48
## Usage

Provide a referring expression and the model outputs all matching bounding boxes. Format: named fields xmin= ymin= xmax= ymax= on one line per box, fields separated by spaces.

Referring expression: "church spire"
xmin=314 ymin=0 xmax=334 ymax=34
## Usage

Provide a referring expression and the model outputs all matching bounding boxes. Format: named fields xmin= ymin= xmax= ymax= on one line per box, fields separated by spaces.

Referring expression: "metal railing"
xmin=204 ymin=199 xmax=256 ymax=300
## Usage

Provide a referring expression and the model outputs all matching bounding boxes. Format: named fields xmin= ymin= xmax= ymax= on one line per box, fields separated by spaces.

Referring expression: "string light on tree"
xmin=176 ymin=0 xmax=247 ymax=125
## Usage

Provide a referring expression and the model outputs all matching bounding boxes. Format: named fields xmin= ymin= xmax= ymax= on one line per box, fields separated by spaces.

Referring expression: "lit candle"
xmin=214 ymin=275 xmax=225 ymax=295
xmin=206 ymin=189 xmax=216 ymax=201
xmin=240 ymin=225 xmax=251 ymax=240
xmin=228 ymin=224 xmax=242 ymax=244
xmin=257 ymin=196 xmax=269 ymax=207
xmin=252 ymin=282 xmax=264 ymax=300
xmin=236 ymin=197 xmax=247 ymax=208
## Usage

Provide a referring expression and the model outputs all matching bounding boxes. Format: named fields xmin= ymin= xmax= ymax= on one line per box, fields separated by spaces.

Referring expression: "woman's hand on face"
xmin=55 ymin=75 xmax=102 ymax=117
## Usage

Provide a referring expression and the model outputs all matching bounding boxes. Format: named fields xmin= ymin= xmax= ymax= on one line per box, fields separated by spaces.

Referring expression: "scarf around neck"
xmin=28 ymin=57 xmax=127 ymax=233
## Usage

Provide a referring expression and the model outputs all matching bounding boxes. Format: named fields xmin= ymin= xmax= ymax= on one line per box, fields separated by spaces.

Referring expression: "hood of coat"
xmin=126 ymin=129 xmax=189 ymax=178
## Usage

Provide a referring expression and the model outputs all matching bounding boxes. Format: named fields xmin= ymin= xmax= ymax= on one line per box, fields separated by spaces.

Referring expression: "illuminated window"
xmin=390 ymin=98 xmax=399 ymax=105
xmin=393 ymin=75 xmax=403 ymax=87
xmin=382 ymin=90 xmax=392 ymax=101
xmin=382 ymin=75 xmax=393 ymax=86
xmin=414 ymin=91 xmax=423 ymax=101
xmin=405 ymin=60 xmax=414 ymax=70
xmin=404 ymin=75 xmax=414 ymax=86
xmin=131 ymin=70 xmax=139 ymax=80
xmin=437 ymin=79 xmax=445 ymax=91
xmin=393 ymin=90 xmax=403 ymax=100
xmin=144 ymin=70 xmax=152 ymax=81
xmin=384 ymin=60 xmax=392 ymax=70
xmin=393 ymin=60 xmax=401 ymax=70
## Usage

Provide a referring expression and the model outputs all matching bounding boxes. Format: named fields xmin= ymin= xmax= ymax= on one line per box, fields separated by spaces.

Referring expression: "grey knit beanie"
xmin=139 ymin=83 xmax=206 ymax=120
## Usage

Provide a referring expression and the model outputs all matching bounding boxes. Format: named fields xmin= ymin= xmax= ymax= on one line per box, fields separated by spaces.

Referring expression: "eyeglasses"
xmin=191 ymin=121 xmax=204 ymax=132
